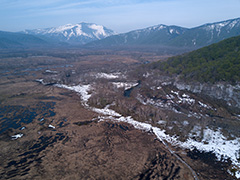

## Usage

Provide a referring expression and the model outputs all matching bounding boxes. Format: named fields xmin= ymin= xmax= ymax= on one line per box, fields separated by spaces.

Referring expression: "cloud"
xmin=0 ymin=0 xmax=64 ymax=9
xmin=25 ymin=0 xmax=100 ymax=14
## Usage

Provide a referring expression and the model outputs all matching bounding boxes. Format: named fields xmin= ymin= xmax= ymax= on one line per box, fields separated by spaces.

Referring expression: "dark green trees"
xmin=152 ymin=35 xmax=240 ymax=83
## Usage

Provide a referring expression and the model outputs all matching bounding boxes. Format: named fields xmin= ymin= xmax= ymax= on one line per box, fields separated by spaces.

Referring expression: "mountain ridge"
xmin=23 ymin=22 xmax=116 ymax=45
xmin=169 ymin=17 xmax=240 ymax=47
xmin=88 ymin=17 xmax=240 ymax=48
xmin=0 ymin=31 xmax=48 ymax=49
xmin=1 ymin=17 xmax=240 ymax=49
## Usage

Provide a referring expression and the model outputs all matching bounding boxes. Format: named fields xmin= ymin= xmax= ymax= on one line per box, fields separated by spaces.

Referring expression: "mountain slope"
xmin=170 ymin=18 xmax=240 ymax=47
xmin=151 ymin=35 xmax=240 ymax=83
xmin=0 ymin=31 xmax=47 ymax=49
xmin=88 ymin=17 xmax=240 ymax=48
xmin=88 ymin=25 xmax=187 ymax=46
xmin=23 ymin=23 xmax=115 ymax=45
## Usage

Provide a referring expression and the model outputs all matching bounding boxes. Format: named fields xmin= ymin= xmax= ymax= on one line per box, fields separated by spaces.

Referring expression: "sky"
xmin=0 ymin=0 xmax=240 ymax=33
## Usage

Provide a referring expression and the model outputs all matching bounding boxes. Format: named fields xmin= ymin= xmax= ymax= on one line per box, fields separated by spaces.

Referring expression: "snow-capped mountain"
xmin=88 ymin=17 xmax=240 ymax=48
xmin=2 ymin=18 xmax=240 ymax=49
xmin=23 ymin=23 xmax=116 ymax=45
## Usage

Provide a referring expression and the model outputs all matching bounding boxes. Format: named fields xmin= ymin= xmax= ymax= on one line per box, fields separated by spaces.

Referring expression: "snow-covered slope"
xmin=23 ymin=23 xmax=116 ymax=45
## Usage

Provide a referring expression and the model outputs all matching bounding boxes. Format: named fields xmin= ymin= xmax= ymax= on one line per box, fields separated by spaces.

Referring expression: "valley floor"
xmin=0 ymin=50 xmax=239 ymax=179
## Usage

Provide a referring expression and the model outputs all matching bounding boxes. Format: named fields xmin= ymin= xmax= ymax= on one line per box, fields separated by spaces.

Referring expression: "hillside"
xmin=0 ymin=31 xmax=47 ymax=49
xmin=88 ymin=17 xmax=240 ymax=49
xmin=151 ymin=35 xmax=240 ymax=83
xmin=88 ymin=25 xmax=187 ymax=46
xmin=169 ymin=18 xmax=240 ymax=47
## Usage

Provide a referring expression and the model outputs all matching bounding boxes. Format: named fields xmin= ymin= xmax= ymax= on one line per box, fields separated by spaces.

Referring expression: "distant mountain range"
xmin=88 ymin=18 xmax=240 ymax=48
xmin=0 ymin=31 xmax=47 ymax=49
xmin=23 ymin=22 xmax=116 ymax=45
xmin=0 ymin=23 xmax=115 ymax=49
xmin=0 ymin=18 xmax=240 ymax=49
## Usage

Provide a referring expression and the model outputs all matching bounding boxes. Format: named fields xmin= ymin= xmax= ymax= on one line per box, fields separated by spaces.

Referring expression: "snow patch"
xmin=92 ymin=107 xmax=122 ymax=117
xmin=236 ymin=171 xmax=240 ymax=179
xmin=198 ymin=101 xmax=212 ymax=109
xmin=36 ymin=79 xmax=45 ymax=84
xmin=95 ymin=72 xmax=120 ymax=79
xmin=112 ymin=82 xmax=139 ymax=90
xmin=50 ymin=24 xmax=75 ymax=33
xmin=12 ymin=134 xmax=23 ymax=140
xmin=161 ymin=82 xmax=172 ymax=86
xmin=178 ymin=93 xmax=195 ymax=105
xmin=183 ymin=121 xmax=189 ymax=126
xmin=229 ymin=20 xmax=238 ymax=29
xmin=45 ymin=70 xmax=58 ymax=74
xmin=143 ymin=72 xmax=150 ymax=78
xmin=55 ymin=84 xmax=91 ymax=104
xmin=48 ymin=124 xmax=55 ymax=129
xmin=171 ymin=90 xmax=179 ymax=96
xmin=157 ymin=120 xmax=167 ymax=125
xmin=189 ymin=125 xmax=202 ymax=138
xmin=181 ymin=128 xmax=240 ymax=174
xmin=192 ymin=39 xmax=196 ymax=45
xmin=89 ymin=24 xmax=106 ymax=38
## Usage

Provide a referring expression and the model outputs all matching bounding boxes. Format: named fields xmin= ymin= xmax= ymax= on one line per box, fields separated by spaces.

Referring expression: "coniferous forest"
xmin=152 ymin=35 xmax=240 ymax=83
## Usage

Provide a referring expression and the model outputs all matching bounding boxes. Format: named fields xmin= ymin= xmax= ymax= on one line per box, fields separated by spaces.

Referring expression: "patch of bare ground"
xmin=30 ymin=120 xmax=195 ymax=180
xmin=1 ymin=50 xmax=237 ymax=180
xmin=0 ymin=76 xmax=194 ymax=180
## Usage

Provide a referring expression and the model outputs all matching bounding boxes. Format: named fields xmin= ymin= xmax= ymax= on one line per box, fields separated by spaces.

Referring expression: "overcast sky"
xmin=0 ymin=0 xmax=240 ymax=33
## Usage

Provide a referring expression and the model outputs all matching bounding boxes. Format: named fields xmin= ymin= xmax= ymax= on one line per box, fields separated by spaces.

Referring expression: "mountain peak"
xmin=199 ymin=17 xmax=240 ymax=31
xmin=23 ymin=22 xmax=115 ymax=44
xmin=89 ymin=17 xmax=240 ymax=48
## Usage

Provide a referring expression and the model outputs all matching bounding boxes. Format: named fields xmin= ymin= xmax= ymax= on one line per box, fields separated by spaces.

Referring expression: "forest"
xmin=151 ymin=35 xmax=240 ymax=83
